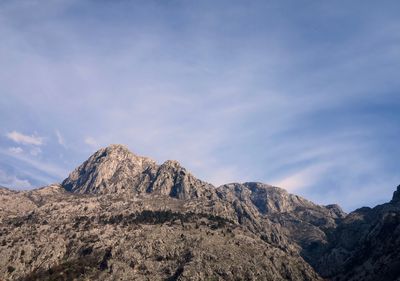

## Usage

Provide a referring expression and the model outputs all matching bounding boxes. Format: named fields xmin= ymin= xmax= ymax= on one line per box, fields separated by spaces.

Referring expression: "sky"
xmin=0 ymin=0 xmax=399 ymax=211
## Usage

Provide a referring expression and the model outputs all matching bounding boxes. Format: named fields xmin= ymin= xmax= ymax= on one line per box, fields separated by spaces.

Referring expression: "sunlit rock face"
xmin=62 ymin=144 xmax=215 ymax=200
xmin=62 ymin=144 xmax=157 ymax=194
xmin=0 ymin=145 xmax=399 ymax=281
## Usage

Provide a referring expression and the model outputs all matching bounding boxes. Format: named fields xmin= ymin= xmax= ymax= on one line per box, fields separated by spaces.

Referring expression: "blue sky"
xmin=0 ymin=0 xmax=399 ymax=211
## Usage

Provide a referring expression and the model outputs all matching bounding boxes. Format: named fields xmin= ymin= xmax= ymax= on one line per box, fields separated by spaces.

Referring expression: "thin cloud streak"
xmin=272 ymin=163 xmax=333 ymax=193
xmin=0 ymin=169 xmax=32 ymax=189
xmin=55 ymin=130 xmax=66 ymax=147
xmin=6 ymin=131 xmax=43 ymax=146
xmin=0 ymin=149 xmax=68 ymax=179
xmin=8 ymin=147 xmax=23 ymax=154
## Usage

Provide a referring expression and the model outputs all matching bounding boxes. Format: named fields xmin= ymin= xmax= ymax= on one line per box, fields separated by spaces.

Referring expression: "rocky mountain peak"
xmin=102 ymin=144 xmax=134 ymax=157
xmin=61 ymin=145 xmax=214 ymax=199
xmin=61 ymin=144 xmax=156 ymax=194
xmin=391 ymin=184 xmax=400 ymax=203
xmin=161 ymin=159 xmax=182 ymax=169
xmin=103 ymin=143 xmax=129 ymax=152
xmin=93 ymin=144 xmax=149 ymax=164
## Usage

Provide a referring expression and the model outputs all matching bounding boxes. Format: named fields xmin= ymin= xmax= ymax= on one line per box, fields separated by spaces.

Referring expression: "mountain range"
xmin=1 ymin=144 xmax=399 ymax=281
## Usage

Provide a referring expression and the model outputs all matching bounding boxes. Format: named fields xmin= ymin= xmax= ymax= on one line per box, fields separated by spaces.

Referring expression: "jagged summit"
xmin=61 ymin=144 xmax=215 ymax=199
xmin=104 ymin=143 xmax=129 ymax=151
xmin=92 ymin=144 xmax=152 ymax=163
xmin=62 ymin=144 xmax=156 ymax=194
xmin=391 ymin=184 xmax=400 ymax=203
xmin=217 ymin=182 xmax=345 ymax=216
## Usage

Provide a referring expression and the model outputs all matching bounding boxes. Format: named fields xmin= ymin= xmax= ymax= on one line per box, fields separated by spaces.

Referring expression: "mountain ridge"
xmin=1 ymin=144 xmax=399 ymax=281
xmin=62 ymin=144 xmax=216 ymax=200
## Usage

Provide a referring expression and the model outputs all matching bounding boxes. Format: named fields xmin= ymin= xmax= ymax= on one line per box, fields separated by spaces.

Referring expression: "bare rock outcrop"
xmin=314 ymin=192 xmax=400 ymax=281
xmin=62 ymin=144 xmax=215 ymax=200
xmin=1 ymin=144 xmax=399 ymax=281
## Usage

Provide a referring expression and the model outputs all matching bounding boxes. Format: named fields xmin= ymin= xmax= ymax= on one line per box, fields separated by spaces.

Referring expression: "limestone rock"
xmin=1 ymin=145 xmax=399 ymax=281
xmin=62 ymin=144 xmax=157 ymax=194
xmin=62 ymin=145 xmax=214 ymax=200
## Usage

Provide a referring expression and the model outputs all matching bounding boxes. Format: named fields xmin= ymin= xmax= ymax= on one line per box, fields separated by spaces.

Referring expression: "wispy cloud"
xmin=272 ymin=164 xmax=332 ymax=192
xmin=6 ymin=131 xmax=43 ymax=146
xmin=29 ymin=147 xmax=42 ymax=156
xmin=0 ymin=169 xmax=32 ymax=189
xmin=84 ymin=137 xmax=99 ymax=148
xmin=8 ymin=147 xmax=23 ymax=154
xmin=55 ymin=130 xmax=66 ymax=147
xmin=0 ymin=148 xmax=68 ymax=179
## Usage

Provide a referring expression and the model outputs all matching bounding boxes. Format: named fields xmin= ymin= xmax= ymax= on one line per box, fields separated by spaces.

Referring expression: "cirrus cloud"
xmin=8 ymin=147 xmax=23 ymax=154
xmin=0 ymin=169 xmax=32 ymax=189
xmin=6 ymin=131 xmax=43 ymax=146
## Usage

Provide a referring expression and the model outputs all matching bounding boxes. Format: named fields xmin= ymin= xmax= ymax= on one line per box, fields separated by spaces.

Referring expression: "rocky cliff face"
xmin=62 ymin=144 xmax=215 ymax=200
xmin=0 ymin=145 xmax=399 ymax=281
xmin=313 ymin=191 xmax=400 ymax=281
xmin=62 ymin=144 xmax=156 ymax=194
xmin=391 ymin=185 xmax=400 ymax=204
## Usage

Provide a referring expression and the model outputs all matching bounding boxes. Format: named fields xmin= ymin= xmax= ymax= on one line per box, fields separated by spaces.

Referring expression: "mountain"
xmin=0 ymin=144 xmax=399 ymax=281
xmin=312 ymin=186 xmax=400 ymax=281
xmin=62 ymin=144 xmax=215 ymax=199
